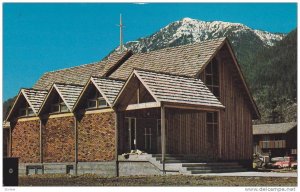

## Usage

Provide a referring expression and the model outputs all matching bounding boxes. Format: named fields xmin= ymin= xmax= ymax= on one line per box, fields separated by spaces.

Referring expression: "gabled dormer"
xmin=73 ymin=76 xmax=125 ymax=112
xmin=38 ymin=83 xmax=83 ymax=116
xmin=113 ymin=69 xmax=225 ymax=111
xmin=6 ymin=88 xmax=48 ymax=121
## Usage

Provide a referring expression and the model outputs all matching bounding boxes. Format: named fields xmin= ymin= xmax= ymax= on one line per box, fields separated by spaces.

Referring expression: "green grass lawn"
xmin=19 ymin=174 xmax=297 ymax=186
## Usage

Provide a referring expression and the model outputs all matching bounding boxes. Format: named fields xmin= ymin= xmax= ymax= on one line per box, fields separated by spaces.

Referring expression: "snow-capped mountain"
xmin=124 ymin=17 xmax=285 ymax=53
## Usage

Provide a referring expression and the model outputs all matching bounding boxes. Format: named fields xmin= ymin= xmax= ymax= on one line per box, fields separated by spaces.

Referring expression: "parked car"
xmin=272 ymin=156 xmax=297 ymax=169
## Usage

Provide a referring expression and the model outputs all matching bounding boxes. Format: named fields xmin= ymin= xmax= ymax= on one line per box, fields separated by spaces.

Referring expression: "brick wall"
xmin=11 ymin=120 xmax=40 ymax=163
xmin=43 ymin=116 xmax=75 ymax=162
xmin=78 ymin=112 xmax=115 ymax=162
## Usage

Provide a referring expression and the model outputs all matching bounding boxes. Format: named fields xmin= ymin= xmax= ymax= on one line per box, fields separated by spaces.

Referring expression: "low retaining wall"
xmin=77 ymin=162 xmax=116 ymax=176
xmin=19 ymin=162 xmax=116 ymax=176
xmin=119 ymin=161 xmax=162 ymax=176
xmin=18 ymin=158 xmax=163 ymax=176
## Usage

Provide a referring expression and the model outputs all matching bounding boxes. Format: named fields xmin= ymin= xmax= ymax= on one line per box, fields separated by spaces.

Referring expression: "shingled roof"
xmin=33 ymin=51 xmax=131 ymax=90
xmin=22 ymin=89 xmax=48 ymax=113
xmin=53 ymin=83 xmax=84 ymax=111
xmin=91 ymin=77 xmax=125 ymax=106
xmin=6 ymin=88 xmax=48 ymax=120
xmin=253 ymin=122 xmax=297 ymax=135
xmin=73 ymin=77 xmax=125 ymax=110
xmin=115 ymin=69 xmax=224 ymax=109
xmin=109 ymin=37 xmax=226 ymax=80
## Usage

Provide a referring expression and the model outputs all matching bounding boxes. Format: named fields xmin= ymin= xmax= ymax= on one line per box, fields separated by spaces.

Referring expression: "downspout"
xmin=39 ymin=118 xmax=43 ymax=173
xmin=218 ymin=110 xmax=222 ymax=160
xmin=115 ymin=111 xmax=119 ymax=177
xmin=9 ymin=125 xmax=12 ymax=157
xmin=74 ymin=115 xmax=78 ymax=176
xmin=161 ymin=105 xmax=166 ymax=174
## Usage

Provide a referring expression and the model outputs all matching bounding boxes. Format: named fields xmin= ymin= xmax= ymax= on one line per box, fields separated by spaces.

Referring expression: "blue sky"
xmin=3 ymin=3 xmax=297 ymax=101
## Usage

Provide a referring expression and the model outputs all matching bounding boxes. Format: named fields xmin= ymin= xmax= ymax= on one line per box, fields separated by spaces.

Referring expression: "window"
xmin=66 ymin=165 xmax=74 ymax=174
xmin=205 ymin=58 xmax=220 ymax=99
xmin=207 ymin=112 xmax=218 ymax=145
xmin=262 ymin=135 xmax=270 ymax=141
xmin=86 ymin=90 xmax=108 ymax=109
xmin=125 ymin=117 xmax=137 ymax=151
xmin=19 ymin=103 xmax=34 ymax=117
xmin=98 ymin=97 xmax=108 ymax=107
xmin=51 ymin=97 xmax=69 ymax=113
xmin=26 ymin=165 xmax=43 ymax=175
xmin=144 ymin=128 xmax=152 ymax=151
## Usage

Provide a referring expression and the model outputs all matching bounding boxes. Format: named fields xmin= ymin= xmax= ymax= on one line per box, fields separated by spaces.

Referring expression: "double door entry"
xmin=125 ymin=117 xmax=161 ymax=154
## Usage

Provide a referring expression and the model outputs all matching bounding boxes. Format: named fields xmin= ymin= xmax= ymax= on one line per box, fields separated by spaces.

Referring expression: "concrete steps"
xmin=151 ymin=154 xmax=247 ymax=174
xmin=190 ymin=168 xmax=247 ymax=174
xmin=182 ymin=162 xmax=247 ymax=174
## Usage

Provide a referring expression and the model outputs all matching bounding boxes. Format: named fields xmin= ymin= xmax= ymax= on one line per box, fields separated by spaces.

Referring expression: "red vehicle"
xmin=272 ymin=156 xmax=297 ymax=169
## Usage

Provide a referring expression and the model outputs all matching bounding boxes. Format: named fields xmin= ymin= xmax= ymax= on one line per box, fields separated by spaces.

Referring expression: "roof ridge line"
xmin=133 ymin=68 xmax=201 ymax=80
xmin=43 ymin=60 xmax=106 ymax=74
xmin=42 ymin=50 xmax=132 ymax=75
xmin=91 ymin=76 xmax=126 ymax=82
xmin=133 ymin=37 xmax=227 ymax=56
xmin=54 ymin=82 xmax=85 ymax=87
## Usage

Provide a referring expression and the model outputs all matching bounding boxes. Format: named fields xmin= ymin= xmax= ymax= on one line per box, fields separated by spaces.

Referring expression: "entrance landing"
xmin=118 ymin=153 xmax=247 ymax=175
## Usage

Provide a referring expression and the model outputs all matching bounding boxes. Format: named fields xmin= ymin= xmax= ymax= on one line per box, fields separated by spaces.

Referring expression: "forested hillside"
xmin=246 ymin=29 xmax=297 ymax=123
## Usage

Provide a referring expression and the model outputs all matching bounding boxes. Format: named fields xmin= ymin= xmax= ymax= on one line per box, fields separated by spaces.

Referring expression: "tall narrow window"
xmin=144 ymin=128 xmax=152 ymax=151
xmin=125 ymin=117 xmax=136 ymax=150
xmin=207 ymin=112 xmax=218 ymax=145
xmin=205 ymin=58 xmax=220 ymax=99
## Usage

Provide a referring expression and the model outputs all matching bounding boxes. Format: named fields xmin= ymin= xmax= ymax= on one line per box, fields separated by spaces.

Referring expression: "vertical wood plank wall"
xmin=199 ymin=50 xmax=253 ymax=161
xmin=165 ymin=108 xmax=209 ymax=156
xmin=197 ymin=48 xmax=253 ymax=161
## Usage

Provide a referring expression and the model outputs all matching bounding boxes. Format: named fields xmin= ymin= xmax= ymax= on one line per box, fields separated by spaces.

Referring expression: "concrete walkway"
xmin=195 ymin=171 xmax=297 ymax=177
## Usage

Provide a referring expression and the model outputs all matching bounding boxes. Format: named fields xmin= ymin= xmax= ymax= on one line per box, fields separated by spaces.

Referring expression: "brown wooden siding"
xmin=117 ymin=111 xmax=126 ymax=154
xmin=165 ymin=108 xmax=212 ymax=157
xmin=200 ymin=48 xmax=253 ymax=161
xmin=286 ymin=126 xmax=297 ymax=149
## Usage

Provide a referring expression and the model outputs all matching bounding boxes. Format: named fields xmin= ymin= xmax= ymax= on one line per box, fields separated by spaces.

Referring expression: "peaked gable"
xmin=200 ymin=39 xmax=260 ymax=119
xmin=38 ymin=83 xmax=83 ymax=115
xmin=91 ymin=77 xmax=125 ymax=106
xmin=114 ymin=69 xmax=224 ymax=110
xmin=6 ymin=88 xmax=48 ymax=121
xmin=22 ymin=89 xmax=48 ymax=113
xmin=73 ymin=76 xmax=125 ymax=111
